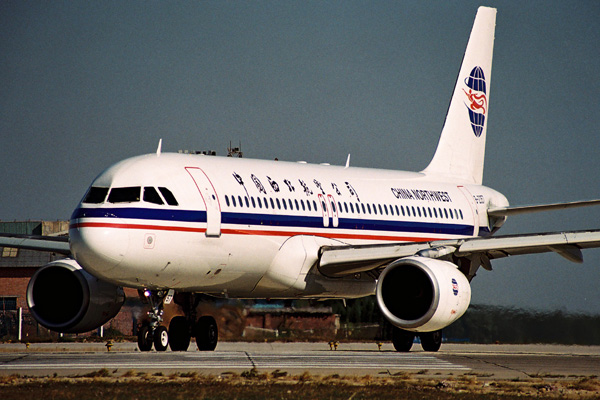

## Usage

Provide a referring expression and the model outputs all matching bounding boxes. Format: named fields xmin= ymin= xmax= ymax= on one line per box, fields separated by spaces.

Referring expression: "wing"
xmin=0 ymin=233 xmax=71 ymax=255
xmin=318 ymin=229 xmax=600 ymax=278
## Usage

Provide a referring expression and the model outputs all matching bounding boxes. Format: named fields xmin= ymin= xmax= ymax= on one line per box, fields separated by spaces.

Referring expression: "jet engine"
xmin=27 ymin=258 xmax=125 ymax=333
xmin=376 ymin=256 xmax=471 ymax=332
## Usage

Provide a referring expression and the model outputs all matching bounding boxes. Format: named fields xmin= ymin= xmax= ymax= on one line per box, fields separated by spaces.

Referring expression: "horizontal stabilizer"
xmin=488 ymin=199 xmax=600 ymax=217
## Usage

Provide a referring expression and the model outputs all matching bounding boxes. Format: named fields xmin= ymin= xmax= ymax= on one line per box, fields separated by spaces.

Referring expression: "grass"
xmin=2 ymin=371 xmax=600 ymax=399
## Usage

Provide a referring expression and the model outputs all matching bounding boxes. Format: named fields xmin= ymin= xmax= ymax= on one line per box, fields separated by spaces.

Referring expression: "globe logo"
xmin=463 ymin=66 xmax=487 ymax=137
xmin=452 ymin=278 xmax=459 ymax=296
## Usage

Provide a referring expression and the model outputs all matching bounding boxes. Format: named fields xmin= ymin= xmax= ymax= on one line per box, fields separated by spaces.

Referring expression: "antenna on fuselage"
xmin=156 ymin=138 xmax=162 ymax=156
xmin=345 ymin=154 xmax=351 ymax=169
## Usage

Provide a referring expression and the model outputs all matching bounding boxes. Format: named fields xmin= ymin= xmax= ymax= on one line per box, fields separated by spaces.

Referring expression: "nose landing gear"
xmin=137 ymin=289 xmax=173 ymax=352
xmin=136 ymin=290 xmax=220 ymax=352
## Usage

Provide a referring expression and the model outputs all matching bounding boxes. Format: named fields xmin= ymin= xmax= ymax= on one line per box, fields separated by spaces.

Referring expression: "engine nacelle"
xmin=27 ymin=258 xmax=125 ymax=333
xmin=376 ymin=256 xmax=471 ymax=332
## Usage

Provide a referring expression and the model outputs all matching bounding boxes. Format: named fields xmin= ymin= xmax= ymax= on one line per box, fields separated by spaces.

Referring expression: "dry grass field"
xmin=1 ymin=368 xmax=600 ymax=400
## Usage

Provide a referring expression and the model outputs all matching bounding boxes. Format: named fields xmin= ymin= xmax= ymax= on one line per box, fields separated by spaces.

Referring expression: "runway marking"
xmin=0 ymin=351 xmax=469 ymax=372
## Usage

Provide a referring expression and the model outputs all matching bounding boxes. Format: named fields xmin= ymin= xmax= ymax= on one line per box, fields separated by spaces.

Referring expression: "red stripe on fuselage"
xmin=70 ymin=221 xmax=441 ymax=242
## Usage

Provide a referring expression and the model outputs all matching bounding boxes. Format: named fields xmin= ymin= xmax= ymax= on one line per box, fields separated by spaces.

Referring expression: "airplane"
xmin=2 ymin=6 xmax=600 ymax=353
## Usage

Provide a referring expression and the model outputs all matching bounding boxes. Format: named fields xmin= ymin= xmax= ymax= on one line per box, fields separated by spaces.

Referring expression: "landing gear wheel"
xmin=169 ymin=316 xmax=191 ymax=351
xmin=420 ymin=330 xmax=442 ymax=352
xmin=392 ymin=327 xmax=415 ymax=352
xmin=137 ymin=325 xmax=153 ymax=352
xmin=195 ymin=316 xmax=218 ymax=351
xmin=154 ymin=326 xmax=169 ymax=352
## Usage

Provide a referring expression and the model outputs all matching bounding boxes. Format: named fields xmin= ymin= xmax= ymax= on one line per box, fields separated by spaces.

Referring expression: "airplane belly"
xmin=113 ymin=230 xmax=280 ymax=292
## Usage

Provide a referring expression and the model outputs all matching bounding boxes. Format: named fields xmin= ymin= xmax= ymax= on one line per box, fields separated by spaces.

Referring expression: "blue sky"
xmin=1 ymin=1 xmax=599 ymax=313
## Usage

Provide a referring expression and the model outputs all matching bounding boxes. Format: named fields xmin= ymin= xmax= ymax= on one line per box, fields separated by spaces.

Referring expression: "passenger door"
xmin=186 ymin=167 xmax=221 ymax=237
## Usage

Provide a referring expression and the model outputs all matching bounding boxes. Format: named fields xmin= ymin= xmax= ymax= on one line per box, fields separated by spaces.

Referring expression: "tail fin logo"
xmin=463 ymin=66 xmax=487 ymax=137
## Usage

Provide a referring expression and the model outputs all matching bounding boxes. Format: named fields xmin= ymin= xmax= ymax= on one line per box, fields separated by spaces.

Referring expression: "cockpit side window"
xmin=82 ymin=187 xmax=109 ymax=204
xmin=108 ymin=187 xmax=141 ymax=203
xmin=158 ymin=187 xmax=179 ymax=206
xmin=143 ymin=187 xmax=164 ymax=205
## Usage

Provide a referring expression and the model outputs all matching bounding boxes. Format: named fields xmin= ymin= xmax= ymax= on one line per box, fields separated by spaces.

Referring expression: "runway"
xmin=1 ymin=342 xmax=599 ymax=380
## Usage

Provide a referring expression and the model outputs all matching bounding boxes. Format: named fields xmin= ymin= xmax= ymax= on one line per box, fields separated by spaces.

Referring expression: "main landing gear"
xmin=137 ymin=290 xmax=218 ymax=352
xmin=391 ymin=327 xmax=443 ymax=352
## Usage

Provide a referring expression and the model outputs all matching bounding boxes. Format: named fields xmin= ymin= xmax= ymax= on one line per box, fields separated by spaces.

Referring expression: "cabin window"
xmin=306 ymin=200 xmax=311 ymax=211
xmin=108 ymin=187 xmax=141 ymax=203
xmin=283 ymin=199 xmax=288 ymax=210
xmin=251 ymin=197 xmax=256 ymax=208
xmin=417 ymin=207 xmax=422 ymax=217
xmin=361 ymin=203 xmax=366 ymax=214
xmin=262 ymin=197 xmax=267 ymax=209
xmin=294 ymin=199 xmax=299 ymax=210
xmin=244 ymin=196 xmax=250 ymax=208
xmin=366 ymin=204 xmax=371 ymax=214
xmin=313 ymin=200 xmax=318 ymax=211
xmin=301 ymin=200 xmax=306 ymax=211
xmin=444 ymin=209 xmax=448 ymax=218
xmin=406 ymin=207 xmax=411 ymax=217
xmin=331 ymin=201 xmax=336 ymax=213
xmin=459 ymin=209 xmax=463 ymax=219
xmin=224 ymin=195 xmax=230 ymax=207
xmin=238 ymin=196 xmax=243 ymax=207
xmin=270 ymin=198 xmax=275 ymax=209
xmin=344 ymin=202 xmax=348 ymax=213
xmin=349 ymin=203 xmax=354 ymax=213
xmin=232 ymin=196 xmax=237 ymax=207
xmin=289 ymin=199 xmax=294 ymax=210
xmin=396 ymin=205 xmax=401 ymax=216
xmin=384 ymin=205 xmax=388 ymax=215
xmin=276 ymin=199 xmax=281 ymax=209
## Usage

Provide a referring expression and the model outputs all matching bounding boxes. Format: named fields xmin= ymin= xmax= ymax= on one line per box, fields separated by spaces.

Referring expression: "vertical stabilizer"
xmin=422 ymin=7 xmax=496 ymax=184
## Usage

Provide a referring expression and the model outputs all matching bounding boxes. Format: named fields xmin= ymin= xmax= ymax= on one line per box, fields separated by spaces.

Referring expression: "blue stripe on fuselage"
xmin=71 ymin=207 xmax=476 ymax=237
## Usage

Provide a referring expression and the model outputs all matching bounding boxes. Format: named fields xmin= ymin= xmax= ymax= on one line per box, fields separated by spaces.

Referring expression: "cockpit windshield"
xmin=107 ymin=187 xmax=141 ymax=203
xmin=82 ymin=187 xmax=109 ymax=204
xmin=143 ymin=187 xmax=164 ymax=205
xmin=82 ymin=186 xmax=179 ymax=206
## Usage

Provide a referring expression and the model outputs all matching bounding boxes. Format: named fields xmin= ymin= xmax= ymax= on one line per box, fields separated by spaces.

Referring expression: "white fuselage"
xmin=68 ymin=153 xmax=508 ymax=298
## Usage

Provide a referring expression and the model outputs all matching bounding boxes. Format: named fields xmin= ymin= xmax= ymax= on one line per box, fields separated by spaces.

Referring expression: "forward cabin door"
xmin=186 ymin=167 xmax=221 ymax=237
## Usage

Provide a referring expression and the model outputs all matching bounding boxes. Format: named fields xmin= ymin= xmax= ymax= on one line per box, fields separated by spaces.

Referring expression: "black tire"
xmin=137 ymin=325 xmax=153 ymax=352
xmin=420 ymin=330 xmax=442 ymax=352
xmin=154 ymin=325 xmax=169 ymax=352
xmin=195 ymin=316 xmax=218 ymax=351
xmin=169 ymin=316 xmax=191 ymax=351
xmin=392 ymin=327 xmax=415 ymax=352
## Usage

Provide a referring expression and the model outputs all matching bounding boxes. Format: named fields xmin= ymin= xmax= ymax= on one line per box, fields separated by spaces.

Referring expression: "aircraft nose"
xmin=69 ymin=216 xmax=130 ymax=279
